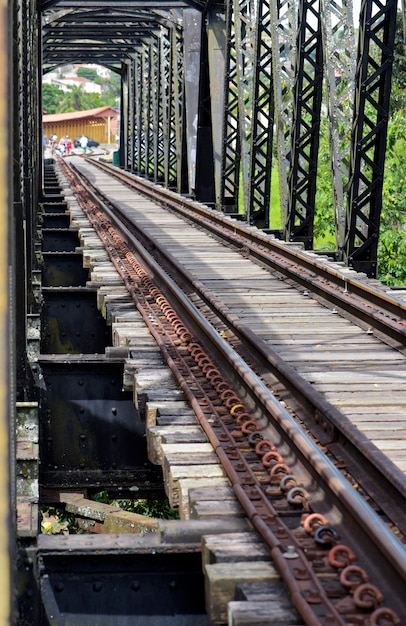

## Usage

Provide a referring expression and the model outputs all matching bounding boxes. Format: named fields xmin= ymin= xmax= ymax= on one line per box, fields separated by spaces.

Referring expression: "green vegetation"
xmin=43 ymin=66 xmax=121 ymax=113
xmin=41 ymin=506 xmax=77 ymax=534
xmin=42 ymin=83 xmax=64 ymax=114
xmin=57 ymin=85 xmax=106 ymax=112
xmin=91 ymin=490 xmax=179 ymax=519
xmin=77 ymin=66 xmax=98 ymax=81
xmin=378 ymin=109 xmax=406 ymax=285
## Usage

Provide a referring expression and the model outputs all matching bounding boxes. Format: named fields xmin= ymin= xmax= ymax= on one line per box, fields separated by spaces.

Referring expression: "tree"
xmin=99 ymin=71 xmax=121 ymax=107
xmin=42 ymin=83 xmax=64 ymax=114
xmin=58 ymin=85 xmax=107 ymax=112
xmin=378 ymin=109 xmax=406 ymax=285
xmin=77 ymin=67 xmax=98 ymax=81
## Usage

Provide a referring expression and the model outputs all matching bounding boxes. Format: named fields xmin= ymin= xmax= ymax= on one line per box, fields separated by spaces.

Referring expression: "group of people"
xmin=48 ymin=134 xmax=73 ymax=155
xmin=45 ymin=134 xmax=89 ymax=155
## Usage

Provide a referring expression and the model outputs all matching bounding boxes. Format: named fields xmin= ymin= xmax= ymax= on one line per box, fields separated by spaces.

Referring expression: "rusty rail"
xmin=58 ymin=157 xmax=406 ymax=624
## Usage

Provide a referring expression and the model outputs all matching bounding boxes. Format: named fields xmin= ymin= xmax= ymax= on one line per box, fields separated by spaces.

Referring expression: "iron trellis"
xmin=321 ymin=0 xmax=356 ymax=254
xmin=248 ymin=0 xmax=274 ymax=228
xmin=38 ymin=0 xmax=402 ymax=274
xmin=220 ymin=0 xmax=241 ymax=212
xmin=344 ymin=0 xmax=398 ymax=277
xmin=286 ymin=0 xmax=324 ymax=249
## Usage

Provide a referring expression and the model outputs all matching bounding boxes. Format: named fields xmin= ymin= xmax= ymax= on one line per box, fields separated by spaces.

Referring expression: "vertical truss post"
xmin=207 ymin=7 xmax=227 ymax=209
xmin=150 ymin=37 xmax=162 ymax=183
xmin=194 ymin=16 xmax=215 ymax=203
xmin=233 ymin=0 xmax=253 ymax=217
xmin=13 ymin=0 xmax=31 ymax=396
xmin=127 ymin=55 xmax=136 ymax=173
xmin=172 ymin=24 xmax=187 ymax=193
xmin=270 ymin=0 xmax=297 ymax=227
xmin=161 ymin=24 xmax=183 ymax=190
xmin=141 ymin=43 xmax=151 ymax=177
xmin=221 ymin=0 xmax=241 ymax=211
xmin=183 ymin=9 xmax=202 ymax=195
xmin=21 ymin=0 xmax=37 ymax=290
xmin=248 ymin=0 xmax=274 ymax=228
xmin=133 ymin=51 xmax=143 ymax=174
xmin=344 ymin=0 xmax=398 ymax=277
xmin=155 ymin=34 xmax=166 ymax=183
xmin=321 ymin=0 xmax=356 ymax=254
xmin=0 ymin=0 xmax=12 ymax=619
xmin=117 ymin=63 xmax=125 ymax=167
xmin=286 ymin=0 xmax=324 ymax=248
xmin=121 ymin=60 xmax=130 ymax=170
xmin=160 ymin=27 xmax=171 ymax=187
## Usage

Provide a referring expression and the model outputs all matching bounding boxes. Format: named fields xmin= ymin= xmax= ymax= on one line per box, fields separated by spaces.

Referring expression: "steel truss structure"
xmin=38 ymin=0 xmax=400 ymax=276
xmin=3 ymin=0 xmax=402 ymax=620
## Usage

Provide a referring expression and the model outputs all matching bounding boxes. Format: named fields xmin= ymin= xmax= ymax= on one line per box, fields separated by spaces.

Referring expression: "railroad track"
xmin=36 ymin=156 xmax=406 ymax=624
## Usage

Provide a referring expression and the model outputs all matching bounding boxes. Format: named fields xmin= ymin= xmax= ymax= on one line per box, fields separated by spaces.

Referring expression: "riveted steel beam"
xmin=321 ymin=0 xmax=356 ymax=254
xmin=220 ymin=0 xmax=240 ymax=212
xmin=270 ymin=0 xmax=297 ymax=229
xmin=207 ymin=6 xmax=227 ymax=209
xmin=183 ymin=9 xmax=202 ymax=194
xmin=343 ymin=0 xmax=398 ymax=277
xmin=248 ymin=0 xmax=274 ymax=228
xmin=285 ymin=0 xmax=324 ymax=249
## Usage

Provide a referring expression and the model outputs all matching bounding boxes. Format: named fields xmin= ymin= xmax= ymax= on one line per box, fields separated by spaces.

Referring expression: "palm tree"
xmin=59 ymin=85 xmax=85 ymax=112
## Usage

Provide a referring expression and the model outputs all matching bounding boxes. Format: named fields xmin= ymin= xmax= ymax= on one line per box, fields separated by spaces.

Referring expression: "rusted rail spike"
xmin=59 ymin=159 xmax=403 ymax=626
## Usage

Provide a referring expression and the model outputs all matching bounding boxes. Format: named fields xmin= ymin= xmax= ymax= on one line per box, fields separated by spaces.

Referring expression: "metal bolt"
xmin=282 ymin=545 xmax=299 ymax=559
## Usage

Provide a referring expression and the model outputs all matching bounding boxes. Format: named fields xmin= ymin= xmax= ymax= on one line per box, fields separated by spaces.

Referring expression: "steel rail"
xmin=74 ymin=160 xmax=406 ymax=530
xmin=88 ymin=158 xmax=406 ymax=349
xmin=64 ymin=158 xmax=406 ymax=620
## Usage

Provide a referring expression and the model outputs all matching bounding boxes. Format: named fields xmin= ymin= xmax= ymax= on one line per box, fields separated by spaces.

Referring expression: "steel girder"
xmin=221 ymin=0 xmax=275 ymax=226
xmin=321 ymin=0 xmax=356 ymax=254
xmin=270 ymin=0 xmax=297 ymax=230
xmin=248 ymin=0 xmax=274 ymax=228
xmin=39 ymin=0 xmax=400 ymax=271
xmin=207 ymin=6 xmax=228 ymax=209
xmin=344 ymin=0 xmax=398 ymax=276
xmin=14 ymin=0 xmax=43 ymax=397
xmin=286 ymin=0 xmax=324 ymax=248
xmin=184 ymin=10 xmax=203 ymax=194
xmin=220 ymin=0 xmax=241 ymax=211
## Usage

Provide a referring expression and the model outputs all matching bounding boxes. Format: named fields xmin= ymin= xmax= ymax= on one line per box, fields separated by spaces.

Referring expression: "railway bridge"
xmin=0 ymin=0 xmax=405 ymax=623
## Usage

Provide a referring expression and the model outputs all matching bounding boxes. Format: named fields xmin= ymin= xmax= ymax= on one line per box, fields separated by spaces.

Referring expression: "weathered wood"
xmin=227 ymin=601 xmax=302 ymax=625
xmin=166 ymin=465 xmax=226 ymax=508
xmin=190 ymin=500 xmax=245 ymax=519
xmin=61 ymin=493 xmax=159 ymax=534
xmin=145 ymin=401 xmax=191 ymax=428
xmin=147 ymin=425 xmax=205 ymax=465
xmin=189 ymin=486 xmax=235 ymax=502
xmin=162 ymin=431 xmax=207 ymax=444
xmin=205 ymin=561 xmax=279 ymax=624
xmin=162 ymin=446 xmax=220 ymax=504
xmin=178 ymin=477 xmax=230 ymax=520
xmin=235 ymin=581 xmax=290 ymax=602
xmin=201 ymin=533 xmax=271 ymax=569
xmin=135 ymin=389 xmax=186 ymax=417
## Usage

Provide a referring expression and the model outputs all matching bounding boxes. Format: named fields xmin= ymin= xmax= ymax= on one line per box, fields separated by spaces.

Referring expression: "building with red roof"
xmin=43 ymin=106 xmax=118 ymax=145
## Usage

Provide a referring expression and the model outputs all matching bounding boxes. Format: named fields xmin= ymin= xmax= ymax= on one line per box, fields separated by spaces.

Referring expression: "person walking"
xmin=66 ymin=136 xmax=73 ymax=155
xmin=49 ymin=133 xmax=57 ymax=152
xmin=79 ymin=135 xmax=89 ymax=154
